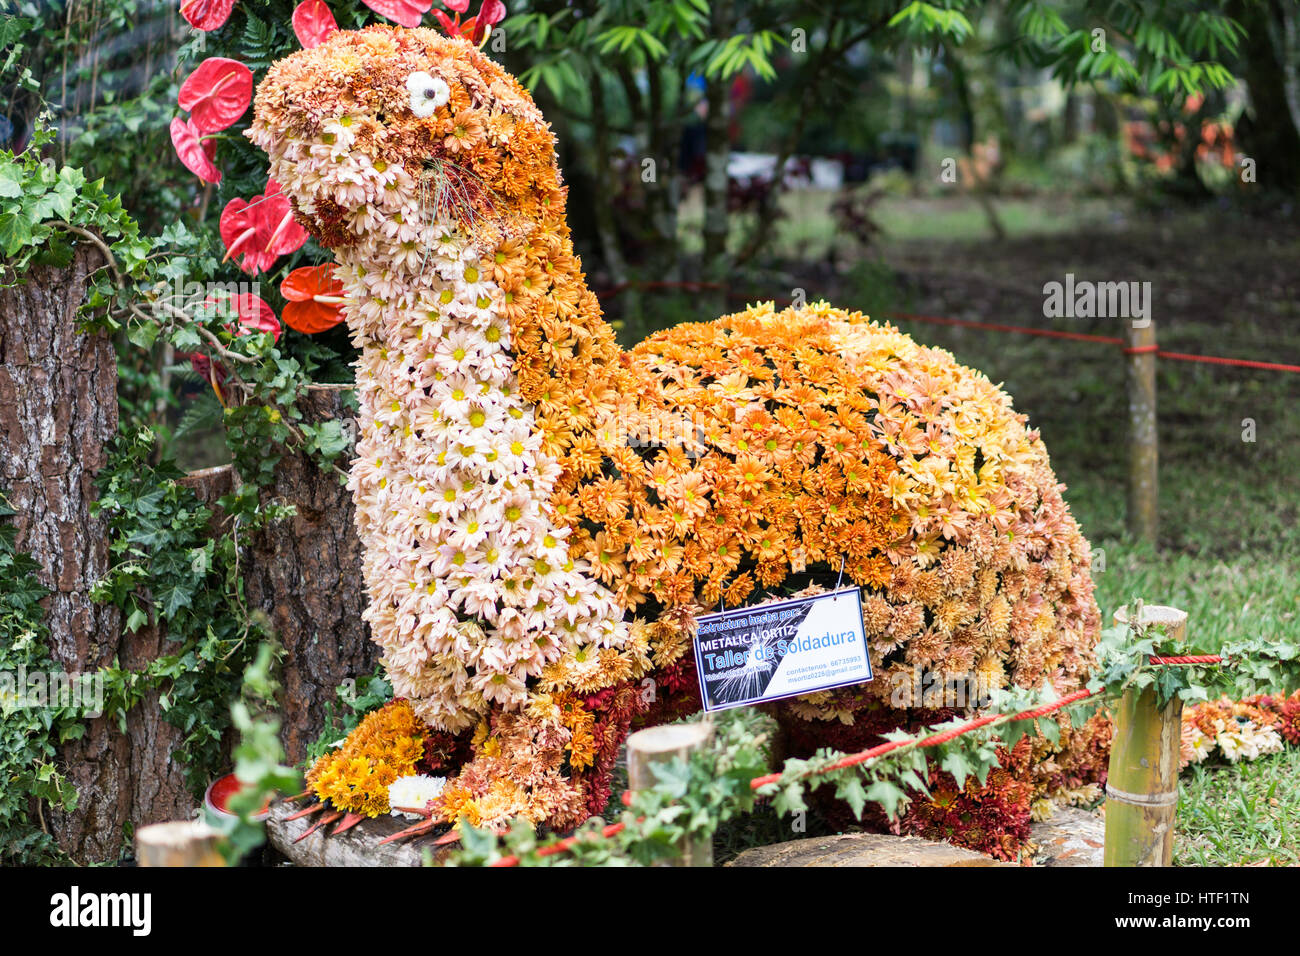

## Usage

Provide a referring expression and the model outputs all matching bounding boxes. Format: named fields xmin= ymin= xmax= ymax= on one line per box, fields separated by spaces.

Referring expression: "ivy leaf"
xmin=940 ymin=749 xmax=973 ymax=789
xmin=1037 ymin=717 xmax=1060 ymax=746
xmin=0 ymin=211 xmax=34 ymax=255
xmin=835 ymin=775 xmax=868 ymax=819
xmin=155 ymin=581 xmax=196 ymax=619
xmin=864 ymin=780 xmax=909 ymax=820
xmin=0 ymin=165 xmax=23 ymax=198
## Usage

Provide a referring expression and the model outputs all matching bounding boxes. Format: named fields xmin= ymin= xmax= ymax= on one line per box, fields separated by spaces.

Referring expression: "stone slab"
xmin=727 ymin=832 xmax=1008 ymax=867
xmin=1029 ymin=806 xmax=1105 ymax=867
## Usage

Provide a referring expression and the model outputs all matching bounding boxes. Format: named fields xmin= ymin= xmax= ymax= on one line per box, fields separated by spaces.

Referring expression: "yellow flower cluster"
xmin=306 ymin=700 xmax=425 ymax=817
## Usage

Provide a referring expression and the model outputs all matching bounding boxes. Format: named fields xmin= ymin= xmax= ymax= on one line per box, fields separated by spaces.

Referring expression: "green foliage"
xmin=1089 ymin=599 xmax=1300 ymax=708
xmin=1000 ymin=0 xmax=1243 ymax=96
xmin=204 ymin=641 xmax=303 ymax=864
xmin=304 ymin=665 xmax=394 ymax=767
xmin=0 ymin=116 xmax=147 ymax=286
xmin=91 ymin=427 xmax=289 ymax=794
xmin=0 ymin=491 xmax=84 ymax=864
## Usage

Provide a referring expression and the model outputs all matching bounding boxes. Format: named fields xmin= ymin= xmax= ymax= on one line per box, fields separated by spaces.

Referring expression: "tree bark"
xmin=1230 ymin=0 xmax=1300 ymax=198
xmin=699 ymin=0 xmax=733 ymax=320
xmin=0 ymin=245 xmax=125 ymax=862
xmin=240 ymin=385 xmax=376 ymax=765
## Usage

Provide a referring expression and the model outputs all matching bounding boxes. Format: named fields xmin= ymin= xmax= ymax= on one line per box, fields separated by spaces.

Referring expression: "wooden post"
xmin=626 ymin=723 xmax=713 ymax=867
xmin=135 ymin=821 xmax=225 ymax=867
xmin=1124 ymin=318 xmax=1158 ymax=545
xmin=1104 ymin=604 xmax=1187 ymax=867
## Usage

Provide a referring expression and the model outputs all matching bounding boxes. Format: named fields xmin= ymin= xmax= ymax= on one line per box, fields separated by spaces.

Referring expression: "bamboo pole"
xmin=1125 ymin=318 xmax=1159 ymax=544
xmin=1104 ymin=604 xmax=1187 ymax=867
xmin=626 ymin=723 xmax=713 ymax=867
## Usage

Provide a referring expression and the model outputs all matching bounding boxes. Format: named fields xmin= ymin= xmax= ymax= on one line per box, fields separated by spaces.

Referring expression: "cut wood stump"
xmin=135 ymin=820 xmax=225 ymax=867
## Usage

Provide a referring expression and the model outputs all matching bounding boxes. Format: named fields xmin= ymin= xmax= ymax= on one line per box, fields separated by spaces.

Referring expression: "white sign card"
xmin=692 ymin=587 xmax=873 ymax=712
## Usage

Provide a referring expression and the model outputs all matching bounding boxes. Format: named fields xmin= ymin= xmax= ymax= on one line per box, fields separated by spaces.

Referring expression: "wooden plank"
xmin=265 ymin=800 xmax=455 ymax=867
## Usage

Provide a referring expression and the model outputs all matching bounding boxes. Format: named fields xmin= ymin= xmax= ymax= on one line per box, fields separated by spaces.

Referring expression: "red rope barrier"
xmin=884 ymin=310 xmax=1126 ymax=346
xmin=594 ymin=283 xmax=1299 ymax=374
xmin=1148 ymin=654 xmax=1223 ymax=665
xmin=1151 ymin=350 xmax=1300 ymax=374
xmin=748 ymin=685 xmax=1099 ymax=789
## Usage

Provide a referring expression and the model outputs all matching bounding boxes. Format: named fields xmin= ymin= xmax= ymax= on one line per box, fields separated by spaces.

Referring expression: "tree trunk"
xmin=0 ymin=245 xmax=125 ymax=862
xmin=240 ymin=385 xmax=376 ymax=764
xmin=1231 ymin=0 xmax=1300 ymax=198
xmin=700 ymin=0 xmax=733 ymax=318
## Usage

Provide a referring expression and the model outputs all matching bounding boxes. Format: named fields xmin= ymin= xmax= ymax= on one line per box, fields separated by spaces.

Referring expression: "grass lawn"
xmin=1176 ymin=748 xmax=1300 ymax=866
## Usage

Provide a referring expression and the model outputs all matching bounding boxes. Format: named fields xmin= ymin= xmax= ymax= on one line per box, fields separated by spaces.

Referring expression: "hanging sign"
xmin=693 ymin=587 xmax=872 ymax=712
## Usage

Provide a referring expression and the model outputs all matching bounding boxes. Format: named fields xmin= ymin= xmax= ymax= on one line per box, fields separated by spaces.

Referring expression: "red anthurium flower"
xmin=292 ymin=0 xmax=338 ymax=48
xmin=179 ymin=0 xmax=236 ymax=31
xmin=262 ymin=179 xmax=310 ymax=256
xmin=224 ymin=292 xmax=282 ymax=341
xmin=434 ymin=0 xmax=504 ymax=43
xmin=219 ymin=180 xmax=308 ymax=275
xmin=220 ymin=198 xmax=278 ymax=275
xmin=205 ymin=292 xmax=281 ymax=340
xmin=478 ymin=0 xmax=506 ymax=32
xmin=363 ymin=0 xmax=433 ymax=29
xmin=280 ymin=264 xmax=347 ymax=333
xmin=178 ymin=57 xmax=254 ymax=133
xmin=170 ymin=117 xmax=221 ymax=183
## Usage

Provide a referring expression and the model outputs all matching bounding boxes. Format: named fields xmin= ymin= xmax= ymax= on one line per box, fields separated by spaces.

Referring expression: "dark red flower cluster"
xmin=637 ymin=655 xmax=702 ymax=729
xmin=897 ymin=738 xmax=1035 ymax=862
xmin=574 ymin=682 xmax=651 ymax=818
xmin=417 ymin=728 xmax=474 ymax=775
xmin=1278 ymin=695 xmax=1300 ymax=747
xmin=775 ymin=698 xmax=1106 ymax=861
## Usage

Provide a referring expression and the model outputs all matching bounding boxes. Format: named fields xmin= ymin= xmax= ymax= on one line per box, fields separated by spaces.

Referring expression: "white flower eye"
xmin=407 ymin=72 xmax=450 ymax=119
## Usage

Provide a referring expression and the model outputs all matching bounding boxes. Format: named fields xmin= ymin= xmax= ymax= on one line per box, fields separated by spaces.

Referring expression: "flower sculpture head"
xmin=249 ymin=26 xmax=555 ymax=255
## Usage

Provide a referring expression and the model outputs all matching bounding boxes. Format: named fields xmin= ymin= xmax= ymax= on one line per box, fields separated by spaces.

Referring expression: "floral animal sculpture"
xmin=250 ymin=25 xmax=1104 ymax=848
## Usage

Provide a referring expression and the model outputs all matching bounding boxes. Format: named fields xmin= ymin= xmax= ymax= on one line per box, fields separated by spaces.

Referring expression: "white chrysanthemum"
xmin=388 ymin=774 xmax=447 ymax=819
xmin=1231 ymin=721 xmax=1284 ymax=760
xmin=1216 ymin=728 xmax=1248 ymax=761
xmin=406 ymin=72 xmax=450 ymax=118
xmin=1187 ymin=727 xmax=1214 ymax=763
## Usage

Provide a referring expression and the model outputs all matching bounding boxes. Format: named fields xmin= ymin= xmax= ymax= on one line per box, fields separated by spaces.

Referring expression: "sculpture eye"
xmin=407 ymin=71 xmax=450 ymax=118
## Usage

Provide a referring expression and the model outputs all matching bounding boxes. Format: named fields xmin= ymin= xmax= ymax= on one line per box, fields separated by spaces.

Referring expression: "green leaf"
xmin=0 ymin=211 xmax=34 ymax=255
